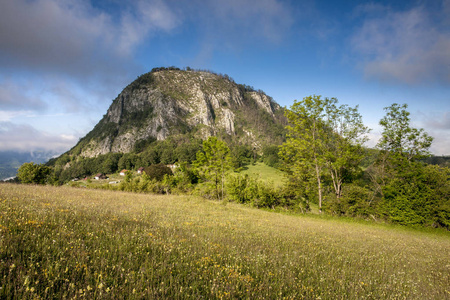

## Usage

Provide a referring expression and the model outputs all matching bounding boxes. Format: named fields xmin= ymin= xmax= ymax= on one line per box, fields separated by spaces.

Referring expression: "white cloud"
xmin=0 ymin=111 xmax=33 ymax=122
xmin=351 ymin=1 xmax=450 ymax=84
xmin=0 ymin=0 xmax=180 ymax=75
xmin=0 ymin=80 xmax=47 ymax=111
xmin=117 ymin=0 xmax=180 ymax=56
xmin=0 ymin=122 xmax=77 ymax=152
xmin=421 ymin=111 xmax=450 ymax=130
xmin=429 ymin=132 xmax=450 ymax=156
xmin=0 ymin=0 xmax=184 ymax=119
xmin=418 ymin=111 xmax=450 ymax=155
xmin=207 ymin=0 xmax=294 ymax=43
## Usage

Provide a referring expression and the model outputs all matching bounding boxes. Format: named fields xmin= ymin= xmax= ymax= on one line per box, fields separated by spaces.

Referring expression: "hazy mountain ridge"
xmin=67 ymin=68 xmax=287 ymax=158
xmin=0 ymin=150 xmax=59 ymax=180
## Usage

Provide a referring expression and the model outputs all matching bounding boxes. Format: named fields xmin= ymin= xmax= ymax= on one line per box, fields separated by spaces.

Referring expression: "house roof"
xmin=120 ymin=169 xmax=128 ymax=173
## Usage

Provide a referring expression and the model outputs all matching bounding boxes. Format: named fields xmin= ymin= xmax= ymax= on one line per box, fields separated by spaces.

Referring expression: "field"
xmin=240 ymin=162 xmax=286 ymax=187
xmin=1 ymin=184 xmax=449 ymax=299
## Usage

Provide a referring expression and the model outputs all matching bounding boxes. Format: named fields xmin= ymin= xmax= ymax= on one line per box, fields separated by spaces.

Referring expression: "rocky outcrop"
xmin=74 ymin=69 xmax=283 ymax=158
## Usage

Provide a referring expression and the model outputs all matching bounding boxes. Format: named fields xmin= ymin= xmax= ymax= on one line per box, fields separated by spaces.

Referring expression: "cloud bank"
xmin=352 ymin=1 xmax=450 ymax=84
xmin=0 ymin=122 xmax=77 ymax=152
xmin=0 ymin=0 xmax=295 ymax=152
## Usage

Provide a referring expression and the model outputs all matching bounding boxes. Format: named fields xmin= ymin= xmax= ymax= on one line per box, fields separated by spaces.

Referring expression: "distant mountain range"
xmin=0 ymin=150 xmax=60 ymax=180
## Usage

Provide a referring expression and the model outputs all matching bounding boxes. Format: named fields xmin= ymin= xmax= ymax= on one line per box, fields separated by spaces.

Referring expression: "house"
xmin=94 ymin=173 xmax=107 ymax=180
xmin=137 ymin=167 xmax=145 ymax=174
xmin=120 ymin=169 xmax=128 ymax=176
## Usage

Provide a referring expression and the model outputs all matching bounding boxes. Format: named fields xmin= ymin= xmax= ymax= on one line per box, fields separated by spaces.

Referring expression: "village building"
xmin=94 ymin=173 xmax=107 ymax=180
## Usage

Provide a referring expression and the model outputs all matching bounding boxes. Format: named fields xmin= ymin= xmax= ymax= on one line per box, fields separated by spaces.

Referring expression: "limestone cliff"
xmin=69 ymin=68 xmax=286 ymax=158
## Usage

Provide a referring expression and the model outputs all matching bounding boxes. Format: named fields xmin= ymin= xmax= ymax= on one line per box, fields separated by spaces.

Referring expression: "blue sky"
xmin=0 ymin=0 xmax=449 ymax=155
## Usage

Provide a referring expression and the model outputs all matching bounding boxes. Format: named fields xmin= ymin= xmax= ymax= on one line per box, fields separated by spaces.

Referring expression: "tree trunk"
xmin=330 ymin=167 xmax=342 ymax=200
xmin=315 ymin=163 xmax=322 ymax=212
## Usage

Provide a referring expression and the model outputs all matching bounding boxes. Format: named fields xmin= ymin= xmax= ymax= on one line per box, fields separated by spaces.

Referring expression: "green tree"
xmin=17 ymin=162 xmax=52 ymax=184
xmin=194 ymin=137 xmax=231 ymax=200
xmin=374 ymin=103 xmax=434 ymax=189
xmin=230 ymin=144 xmax=252 ymax=170
xmin=325 ymin=102 xmax=370 ymax=199
xmin=118 ymin=153 xmax=138 ymax=171
xmin=372 ymin=104 xmax=449 ymax=228
xmin=279 ymin=95 xmax=370 ymax=211
xmin=377 ymin=103 xmax=433 ymax=162
xmin=143 ymin=164 xmax=173 ymax=181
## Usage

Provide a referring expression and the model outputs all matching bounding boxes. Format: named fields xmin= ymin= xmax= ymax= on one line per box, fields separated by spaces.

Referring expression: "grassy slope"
xmin=1 ymin=184 xmax=449 ymax=299
xmin=240 ymin=162 xmax=286 ymax=187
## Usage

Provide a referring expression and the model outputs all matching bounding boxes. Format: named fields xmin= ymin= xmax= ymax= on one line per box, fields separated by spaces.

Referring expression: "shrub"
xmin=324 ymin=184 xmax=375 ymax=218
xmin=226 ymin=174 xmax=304 ymax=210
xmin=143 ymin=164 xmax=173 ymax=181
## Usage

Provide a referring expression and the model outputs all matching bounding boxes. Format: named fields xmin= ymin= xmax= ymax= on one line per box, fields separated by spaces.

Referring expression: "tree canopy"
xmin=17 ymin=162 xmax=51 ymax=185
xmin=194 ymin=137 xmax=232 ymax=200
xmin=279 ymin=95 xmax=370 ymax=211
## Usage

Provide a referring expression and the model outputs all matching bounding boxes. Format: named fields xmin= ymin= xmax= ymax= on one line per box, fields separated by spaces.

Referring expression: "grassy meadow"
xmin=240 ymin=162 xmax=286 ymax=187
xmin=1 ymin=184 xmax=449 ymax=299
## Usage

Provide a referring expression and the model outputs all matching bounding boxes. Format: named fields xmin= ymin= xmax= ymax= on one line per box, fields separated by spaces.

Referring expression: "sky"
xmin=0 ymin=0 xmax=449 ymax=155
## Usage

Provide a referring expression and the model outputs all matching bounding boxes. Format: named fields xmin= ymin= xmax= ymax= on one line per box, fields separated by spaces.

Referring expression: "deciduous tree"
xmin=377 ymin=103 xmax=433 ymax=162
xmin=279 ymin=95 xmax=370 ymax=211
xmin=194 ymin=137 xmax=231 ymax=200
xmin=17 ymin=162 xmax=51 ymax=184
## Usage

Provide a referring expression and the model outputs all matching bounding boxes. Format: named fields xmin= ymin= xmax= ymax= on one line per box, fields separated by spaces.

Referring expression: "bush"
xmin=381 ymin=164 xmax=449 ymax=229
xmin=324 ymin=184 xmax=376 ymax=218
xmin=143 ymin=164 xmax=173 ymax=181
xmin=226 ymin=174 xmax=305 ymax=210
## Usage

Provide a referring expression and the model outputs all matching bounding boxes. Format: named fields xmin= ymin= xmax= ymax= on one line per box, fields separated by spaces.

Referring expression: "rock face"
xmin=71 ymin=69 xmax=285 ymax=157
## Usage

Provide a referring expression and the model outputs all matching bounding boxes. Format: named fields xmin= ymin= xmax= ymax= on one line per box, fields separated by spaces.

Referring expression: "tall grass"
xmin=1 ymin=184 xmax=449 ymax=299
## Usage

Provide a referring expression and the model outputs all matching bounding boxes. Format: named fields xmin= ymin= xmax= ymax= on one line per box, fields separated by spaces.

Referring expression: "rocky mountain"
xmin=67 ymin=68 xmax=287 ymax=158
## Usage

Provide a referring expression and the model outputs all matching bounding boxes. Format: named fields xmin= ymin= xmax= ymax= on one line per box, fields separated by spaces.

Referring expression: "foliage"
xmin=262 ymin=145 xmax=281 ymax=168
xmin=279 ymin=95 xmax=369 ymax=211
xmin=143 ymin=164 xmax=173 ymax=181
xmin=424 ymin=155 xmax=450 ymax=167
xmin=17 ymin=162 xmax=51 ymax=184
xmin=118 ymin=153 xmax=139 ymax=171
xmin=229 ymin=144 xmax=253 ymax=170
xmin=381 ymin=163 xmax=450 ymax=228
xmin=324 ymin=184 xmax=376 ymax=218
xmin=194 ymin=137 xmax=232 ymax=200
xmin=368 ymin=103 xmax=450 ymax=229
xmin=226 ymin=174 xmax=306 ymax=211
xmin=377 ymin=103 xmax=433 ymax=162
